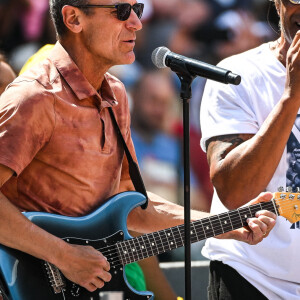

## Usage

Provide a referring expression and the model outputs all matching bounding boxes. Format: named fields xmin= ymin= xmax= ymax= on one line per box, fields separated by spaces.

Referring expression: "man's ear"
xmin=61 ymin=5 xmax=83 ymax=34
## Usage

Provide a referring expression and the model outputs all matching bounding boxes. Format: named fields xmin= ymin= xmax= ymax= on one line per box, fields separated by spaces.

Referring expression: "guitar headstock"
xmin=273 ymin=187 xmax=300 ymax=223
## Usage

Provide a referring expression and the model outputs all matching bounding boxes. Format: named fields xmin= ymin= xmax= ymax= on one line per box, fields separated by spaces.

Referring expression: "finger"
xmin=290 ymin=31 xmax=300 ymax=52
xmin=249 ymin=192 xmax=273 ymax=205
xmin=97 ymin=255 xmax=110 ymax=272
xmin=98 ymin=269 xmax=112 ymax=283
xmin=256 ymin=211 xmax=277 ymax=225
xmin=102 ymin=257 xmax=110 ymax=272
xmin=255 ymin=210 xmax=277 ymax=221
xmin=91 ymin=277 xmax=105 ymax=289
xmin=86 ymin=283 xmax=98 ymax=292
xmin=247 ymin=218 xmax=267 ymax=238
xmin=255 ymin=213 xmax=277 ymax=236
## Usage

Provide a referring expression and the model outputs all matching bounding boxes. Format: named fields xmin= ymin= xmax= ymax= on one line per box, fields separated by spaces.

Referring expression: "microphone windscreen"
xmin=151 ymin=47 xmax=170 ymax=69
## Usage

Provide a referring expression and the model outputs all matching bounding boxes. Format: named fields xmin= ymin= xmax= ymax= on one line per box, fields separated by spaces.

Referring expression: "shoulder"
xmin=217 ymin=43 xmax=273 ymax=79
xmin=17 ymin=56 xmax=60 ymax=91
xmin=0 ymin=73 xmax=56 ymax=116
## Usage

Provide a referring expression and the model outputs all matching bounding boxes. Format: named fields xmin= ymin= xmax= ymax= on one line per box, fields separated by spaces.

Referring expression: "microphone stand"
xmin=176 ymin=72 xmax=195 ymax=300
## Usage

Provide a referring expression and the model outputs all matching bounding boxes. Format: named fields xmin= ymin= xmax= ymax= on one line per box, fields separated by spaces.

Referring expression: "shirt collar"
xmin=48 ymin=42 xmax=118 ymax=108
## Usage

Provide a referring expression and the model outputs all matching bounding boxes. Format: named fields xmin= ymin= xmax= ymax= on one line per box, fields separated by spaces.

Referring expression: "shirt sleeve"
xmin=0 ymin=80 xmax=56 ymax=175
xmin=200 ymin=57 xmax=260 ymax=152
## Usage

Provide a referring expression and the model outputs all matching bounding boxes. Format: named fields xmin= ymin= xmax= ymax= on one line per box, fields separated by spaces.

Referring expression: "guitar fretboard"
xmin=115 ymin=201 xmax=278 ymax=265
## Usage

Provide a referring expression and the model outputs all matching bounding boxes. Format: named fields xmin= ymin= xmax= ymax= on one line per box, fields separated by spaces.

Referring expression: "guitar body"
xmin=0 ymin=192 xmax=153 ymax=300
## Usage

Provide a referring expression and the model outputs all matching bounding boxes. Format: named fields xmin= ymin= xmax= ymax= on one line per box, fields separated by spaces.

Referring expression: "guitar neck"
xmin=116 ymin=201 xmax=278 ymax=265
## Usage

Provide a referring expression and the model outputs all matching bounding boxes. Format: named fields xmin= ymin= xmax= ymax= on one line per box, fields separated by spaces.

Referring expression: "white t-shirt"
xmin=200 ymin=43 xmax=300 ymax=300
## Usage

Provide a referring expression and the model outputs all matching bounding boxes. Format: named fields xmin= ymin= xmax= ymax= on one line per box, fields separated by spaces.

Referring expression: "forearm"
xmin=127 ymin=191 xmax=209 ymax=233
xmin=210 ymin=95 xmax=300 ymax=208
xmin=0 ymin=191 xmax=69 ymax=267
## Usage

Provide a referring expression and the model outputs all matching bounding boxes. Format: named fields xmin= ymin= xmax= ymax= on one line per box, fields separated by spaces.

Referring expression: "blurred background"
xmin=0 ymin=0 xmax=279 ymax=262
xmin=0 ymin=0 xmax=280 ymax=298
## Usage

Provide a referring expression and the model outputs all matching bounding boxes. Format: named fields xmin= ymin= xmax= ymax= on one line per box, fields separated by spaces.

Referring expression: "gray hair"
xmin=49 ymin=0 xmax=91 ymax=37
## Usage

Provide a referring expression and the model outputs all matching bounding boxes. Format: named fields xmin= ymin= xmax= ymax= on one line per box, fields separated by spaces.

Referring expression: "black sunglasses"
xmin=74 ymin=3 xmax=144 ymax=21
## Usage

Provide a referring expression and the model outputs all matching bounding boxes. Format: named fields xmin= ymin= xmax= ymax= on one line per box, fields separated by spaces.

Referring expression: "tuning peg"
xmin=287 ymin=186 xmax=293 ymax=192
xmin=280 ymin=193 xmax=286 ymax=199
xmin=278 ymin=186 xmax=284 ymax=192
xmin=289 ymin=194 xmax=295 ymax=200
xmin=296 ymin=187 xmax=300 ymax=193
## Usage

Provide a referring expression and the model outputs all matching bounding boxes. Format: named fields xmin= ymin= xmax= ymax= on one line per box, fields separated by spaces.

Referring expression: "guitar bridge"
xmin=44 ymin=261 xmax=66 ymax=294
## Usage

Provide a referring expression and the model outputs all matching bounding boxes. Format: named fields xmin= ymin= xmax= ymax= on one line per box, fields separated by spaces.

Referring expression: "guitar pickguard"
xmin=0 ymin=192 xmax=153 ymax=300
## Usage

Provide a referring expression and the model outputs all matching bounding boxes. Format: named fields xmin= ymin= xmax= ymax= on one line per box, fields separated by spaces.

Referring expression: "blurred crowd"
xmin=0 ymin=0 xmax=279 ymax=240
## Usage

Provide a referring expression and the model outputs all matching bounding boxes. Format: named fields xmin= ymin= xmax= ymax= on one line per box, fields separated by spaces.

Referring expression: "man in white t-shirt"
xmin=200 ymin=0 xmax=300 ymax=299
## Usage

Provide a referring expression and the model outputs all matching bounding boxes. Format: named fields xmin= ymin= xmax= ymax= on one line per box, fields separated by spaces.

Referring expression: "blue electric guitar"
xmin=0 ymin=190 xmax=298 ymax=300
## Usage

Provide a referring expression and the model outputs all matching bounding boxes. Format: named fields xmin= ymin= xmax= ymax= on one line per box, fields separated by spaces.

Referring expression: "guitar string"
xmin=60 ymin=200 xmax=296 ymax=271
xmin=55 ymin=200 xmax=297 ymax=280
xmin=117 ymin=206 xmax=276 ymax=265
xmin=51 ymin=200 xmax=293 ymax=280
xmin=93 ymin=202 xmax=276 ymax=261
xmin=54 ymin=199 xmax=292 ymax=267
xmin=90 ymin=202 xmax=277 ymax=266
xmin=64 ymin=200 xmax=282 ymax=264
xmin=62 ymin=201 xmax=286 ymax=268
xmin=94 ymin=206 xmax=264 ymax=262
xmin=103 ymin=211 xmax=266 ymax=268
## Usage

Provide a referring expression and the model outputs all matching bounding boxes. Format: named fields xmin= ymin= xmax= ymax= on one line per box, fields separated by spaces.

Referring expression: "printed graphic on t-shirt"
xmin=286 ymin=115 xmax=300 ymax=229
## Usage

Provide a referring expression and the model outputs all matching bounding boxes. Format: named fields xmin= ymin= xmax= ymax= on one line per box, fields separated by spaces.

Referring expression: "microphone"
xmin=151 ymin=47 xmax=241 ymax=85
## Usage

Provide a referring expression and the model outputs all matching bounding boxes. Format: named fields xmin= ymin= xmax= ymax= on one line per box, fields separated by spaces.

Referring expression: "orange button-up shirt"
xmin=0 ymin=42 xmax=136 ymax=216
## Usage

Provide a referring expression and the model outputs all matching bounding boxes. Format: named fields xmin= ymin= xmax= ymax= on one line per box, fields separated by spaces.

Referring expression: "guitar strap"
xmin=0 ymin=107 xmax=148 ymax=300
xmin=108 ymin=107 xmax=148 ymax=209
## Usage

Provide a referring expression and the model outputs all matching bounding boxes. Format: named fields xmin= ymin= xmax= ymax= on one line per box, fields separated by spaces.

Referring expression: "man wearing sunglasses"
xmin=0 ymin=0 xmax=276 ymax=296
xmin=200 ymin=0 xmax=300 ymax=299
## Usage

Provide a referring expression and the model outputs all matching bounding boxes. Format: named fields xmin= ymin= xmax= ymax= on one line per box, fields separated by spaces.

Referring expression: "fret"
xmin=124 ymin=239 xmax=137 ymax=264
xmin=201 ymin=217 xmax=215 ymax=239
xmin=249 ymin=204 xmax=260 ymax=220
xmin=131 ymin=236 xmax=143 ymax=262
xmin=153 ymin=232 xmax=165 ymax=254
xmin=143 ymin=234 xmax=154 ymax=258
xmin=189 ymin=225 xmax=196 ymax=243
xmin=116 ymin=199 xmax=279 ymax=265
xmin=218 ymin=212 xmax=234 ymax=233
xmin=247 ymin=206 xmax=252 ymax=219
xmin=209 ymin=215 xmax=223 ymax=236
xmin=115 ymin=243 xmax=124 ymax=265
xmin=261 ymin=201 xmax=276 ymax=214
xmin=147 ymin=233 xmax=159 ymax=257
xmin=236 ymin=207 xmax=243 ymax=226
xmin=175 ymin=225 xmax=184 ymax=247
xmin=227 ymin=210 xmax=236 ymax=230
xmin=191 ymin=222 xmax=200 ymax=243
xmin=237 ymin=207 xmax=252 ymax=226
xmin=164 ymin=228 xmax=178 ymax=250
xmin=216 ymin=215 xmax=224 ymax=235
xmin=160 ymin=230 xmax=172 ymax=251
xmin=117 ymin=240 xmax=130 ymax=265
xmin=270 ymin=200 xmax=279 ymax=215
xmin=135 ymin=235 xmax=146 ymax=260
xmin=195 ymin=219 xmax=207 ymax=240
